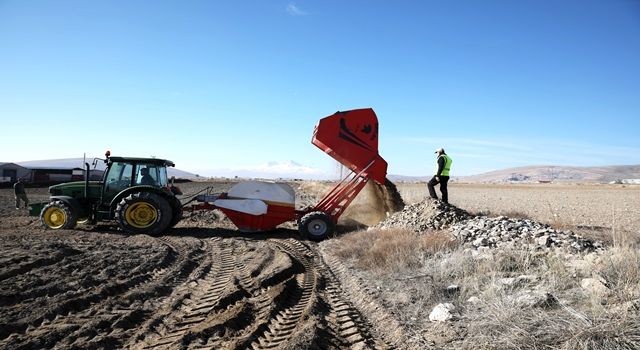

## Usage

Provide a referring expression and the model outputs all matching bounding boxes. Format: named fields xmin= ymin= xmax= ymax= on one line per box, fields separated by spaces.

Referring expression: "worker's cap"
xmin=434 ymin=148 xmax=445 ymax=154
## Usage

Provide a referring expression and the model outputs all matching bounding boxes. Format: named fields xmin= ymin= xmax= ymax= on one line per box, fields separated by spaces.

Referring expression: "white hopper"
xmin=213 ymin=199 xmax=268 ymax=216
xmin=226 ymin=181 xmax=295 ymax=206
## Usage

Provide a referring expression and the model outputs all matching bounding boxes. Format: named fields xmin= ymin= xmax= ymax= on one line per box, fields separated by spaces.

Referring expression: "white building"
xmin=0 ymin=162 xmax=30 ymax=183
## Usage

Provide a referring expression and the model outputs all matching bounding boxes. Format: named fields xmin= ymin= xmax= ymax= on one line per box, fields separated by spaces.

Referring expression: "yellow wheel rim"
xmin=77 ymin=217 xmax=90 ymax=224
xmin=125 ymin=202 xmax=158 ymax=228
xmin=44 ymin=207 xmax=67 ymax=229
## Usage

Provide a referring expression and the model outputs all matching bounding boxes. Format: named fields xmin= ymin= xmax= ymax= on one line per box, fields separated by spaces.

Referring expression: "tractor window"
xmin=106 ymin=162 xmax=133 ymax=184
xmin=158 ymin=167 xmax=168 ymax=186
xmin=104 ymin=162 xmax=133 ymax=197
xmin=135 ymin=164 xmax=168 ymax=187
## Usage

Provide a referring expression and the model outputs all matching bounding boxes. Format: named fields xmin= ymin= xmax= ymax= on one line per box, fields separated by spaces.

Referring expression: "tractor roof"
xmin=107 ymin=156 xmax=175 ymax=167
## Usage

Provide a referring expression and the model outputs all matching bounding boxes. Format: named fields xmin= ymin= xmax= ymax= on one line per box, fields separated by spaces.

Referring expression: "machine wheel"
xmin=76 ymin=216 xmax=91 ymax=225
xmin=40 ymin=201 xmax=78 ymax=230
xmin=116 ymin=192 xmax=172 ymax=235
xmin=168 ymin=196 xmax=183 ymax=228
xmin=299 ymin=211 xmax=334 ymax=241
xmin=77 ymin=218 xmax=90 ymax=225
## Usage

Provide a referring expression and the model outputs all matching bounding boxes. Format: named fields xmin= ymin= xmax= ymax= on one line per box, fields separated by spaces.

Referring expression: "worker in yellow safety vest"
xmin=428 ymin=148 xmax=452 ymax=203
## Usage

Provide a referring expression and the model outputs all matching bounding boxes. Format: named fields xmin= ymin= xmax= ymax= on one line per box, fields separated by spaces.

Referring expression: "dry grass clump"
xmin=594 ymin=246 xmax=640 ymax=302
xmin=327 ymin=228 xmax=640 ymax=349
xmin=331 ymin=228 xmax=459 ymax=272
xmin=459 ymin=306 xmax=640 ymax=350
xmin=434 ymin=247 xmax=640 ymax=349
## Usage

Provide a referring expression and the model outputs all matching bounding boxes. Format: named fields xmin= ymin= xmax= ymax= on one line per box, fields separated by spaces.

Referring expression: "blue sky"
xmin=1 ymin=0 xmax=639 ymax=177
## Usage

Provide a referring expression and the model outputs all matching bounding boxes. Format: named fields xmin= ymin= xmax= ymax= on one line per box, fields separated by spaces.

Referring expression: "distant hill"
xmin=460 ymin=165 xmax=640 ymax=183
xmin=11 ymin=158 xmax=640 ymax=184
xmin=16 ymin=158 xmax=199 ymax=179
xmin=389 ymin=165 xmax=640 ymax=184
xmin=387 ymin=174 xmax=430 ymax=182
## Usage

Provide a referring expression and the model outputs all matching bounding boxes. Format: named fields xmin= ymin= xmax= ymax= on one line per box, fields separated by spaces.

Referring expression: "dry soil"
xmin=1 ymin=181 xmax=639 ymax=349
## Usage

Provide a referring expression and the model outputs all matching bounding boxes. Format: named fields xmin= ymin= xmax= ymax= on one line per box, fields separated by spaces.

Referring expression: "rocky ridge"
xmin=375 ymin=198 xmax=603 ymax=253
xmin=451 ymin=216 xmax=604 ymax=252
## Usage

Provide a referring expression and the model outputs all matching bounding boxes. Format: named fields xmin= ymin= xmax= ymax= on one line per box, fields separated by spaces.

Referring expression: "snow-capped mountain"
xmin=209 ymin=160 xmax=332 ymax=180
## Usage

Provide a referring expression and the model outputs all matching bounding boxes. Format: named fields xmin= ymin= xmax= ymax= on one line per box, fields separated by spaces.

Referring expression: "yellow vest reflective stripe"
xmin=436 ymin=154 xmax=452 ymax=176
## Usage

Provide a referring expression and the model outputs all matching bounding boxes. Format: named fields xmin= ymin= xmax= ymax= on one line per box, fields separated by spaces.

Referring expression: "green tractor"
xmin=29 ymin=153 xmax=183 ymax=235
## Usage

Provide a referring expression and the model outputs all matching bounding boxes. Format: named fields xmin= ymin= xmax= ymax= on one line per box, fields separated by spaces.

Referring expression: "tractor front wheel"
xmin=299 ymin=211 xmax=334 ymax=241
xmin=116 ymin=192 xmax=172 ymax=235
xmin=40 ymin=201 xmax=77 ymax=230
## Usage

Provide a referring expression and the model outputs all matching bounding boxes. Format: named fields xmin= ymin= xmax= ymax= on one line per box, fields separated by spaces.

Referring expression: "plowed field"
xmin=5 ymin=181 xmax=636 ymax=349
xmin=0 ymin=182 xmax=401 ymax=350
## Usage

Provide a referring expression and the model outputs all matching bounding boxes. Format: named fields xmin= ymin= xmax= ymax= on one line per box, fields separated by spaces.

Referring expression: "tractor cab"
xmin=101 ymin=157 xmax=172 ymax=203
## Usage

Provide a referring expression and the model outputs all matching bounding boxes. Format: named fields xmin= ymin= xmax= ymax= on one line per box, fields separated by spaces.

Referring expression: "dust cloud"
xmin=340 ymin=178 xmax=405 ymax=228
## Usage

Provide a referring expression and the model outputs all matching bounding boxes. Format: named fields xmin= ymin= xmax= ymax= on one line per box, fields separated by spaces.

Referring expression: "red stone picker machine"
xmin=189 ymin=108 xmax=389 ymax=241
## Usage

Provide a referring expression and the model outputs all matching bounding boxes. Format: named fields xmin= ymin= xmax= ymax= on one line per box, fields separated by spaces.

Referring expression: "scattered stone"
xmin=516 ymin=275 xmax=538 ymax=284
xmin=467 ymin=296 xmax=481 ymax=305
xmin=512 ymin=290 xmax=558 ymax=308
xmin=581 ymin=278 xmax=610 ymax=297
xmin=537 ymin=235 xmax=551 ymax=247
xmin=472 ymin=237 xmax=487 ymax=247
xmin=445 ymin=285 xmax=460 ymax=296
xmin=612 ymin=299 xmax=640 ymax=313
xmin=429 ymin=303 xmax=456 ymax=322
xmin=451 ymin=215 xmax=603 ymax=253
xmin=498 ymin=277 xmax=518 ymax=287
xmin=375 ymin=198 xmax=471 ymax=232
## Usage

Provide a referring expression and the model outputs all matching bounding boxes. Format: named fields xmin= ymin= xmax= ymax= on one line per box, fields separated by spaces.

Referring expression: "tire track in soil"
xmin=65 ymin=236 xmax=207 ymax=350
xmin=172 ymin=239 xmax=287 ymax=350
xmin=270 ymin=239 xmax=395 ymax=350
xmin=317 ymin=258 xmax=393 ymax=350
xmin=0 ymin=247 xmax=78 ymax=283
xmin=139 ymin=238 xmax=237 ymax=349
xmin=0 ymin=235 xmax=206 ymax=350
xmin=245 ymin=238 xmax=318 ymax=350
xmin=1 ymin=233 xmax=402 ymax=349
xmin=124 ymin=237 xmax=219 ymax=349
xmin=320 ymin=247 xmax=422 ymax=350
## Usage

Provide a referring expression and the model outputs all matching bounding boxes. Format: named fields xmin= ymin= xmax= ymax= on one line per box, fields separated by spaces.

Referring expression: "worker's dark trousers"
xmin=427 ymin=176 xmax=449 ymax=203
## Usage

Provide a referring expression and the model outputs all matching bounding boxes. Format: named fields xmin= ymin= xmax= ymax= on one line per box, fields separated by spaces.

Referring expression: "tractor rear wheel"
xmin=116 ymin=192 xmax=172 ymax=235
xmin=168 ymin=196 xmax=183 ymax=228
xmin=299 ymin=211 xmax=334 ymax=241
xmin=40 ymin=201 xmax=77 ymax=230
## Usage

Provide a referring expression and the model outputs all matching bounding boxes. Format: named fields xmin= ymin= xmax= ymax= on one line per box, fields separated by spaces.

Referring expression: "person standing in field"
xmin=427 ymin=148 xmax=452 ymax=203
xmin=14 ymin=178 xmax=29 ymax=209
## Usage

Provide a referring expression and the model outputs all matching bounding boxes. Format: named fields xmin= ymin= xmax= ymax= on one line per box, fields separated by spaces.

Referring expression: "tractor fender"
xmin=110 ymin=186 xmax=174 ymax=214
xmin=50 ymin=196 xmax=90 ymax=218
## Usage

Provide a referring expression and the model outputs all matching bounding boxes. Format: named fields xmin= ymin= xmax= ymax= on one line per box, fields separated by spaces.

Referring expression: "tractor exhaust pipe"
xmin=84 ymin=162 xmax=90 ymax=198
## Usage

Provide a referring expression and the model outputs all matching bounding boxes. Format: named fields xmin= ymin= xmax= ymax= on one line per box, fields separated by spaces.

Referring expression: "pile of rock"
xmin=372 ymin=198 xmax=603 ymax=253
xmin=451 ymin=216 xmax=603 ymax=252
xmin=374 ymin=199 xmax=471 ymax=232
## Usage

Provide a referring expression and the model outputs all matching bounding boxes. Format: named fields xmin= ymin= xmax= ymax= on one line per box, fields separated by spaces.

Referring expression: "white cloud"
xmin=286 ymin=2 xmax=307 ymax=16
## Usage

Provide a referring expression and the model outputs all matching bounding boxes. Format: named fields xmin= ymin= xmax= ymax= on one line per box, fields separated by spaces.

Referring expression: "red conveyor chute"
xmin=309 ymin=108 xmax=389 ymax=221
xmin=312 ymin=108 xmax=388 ymax=185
